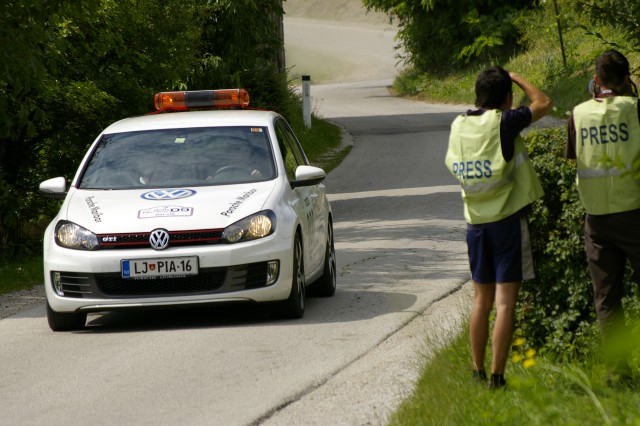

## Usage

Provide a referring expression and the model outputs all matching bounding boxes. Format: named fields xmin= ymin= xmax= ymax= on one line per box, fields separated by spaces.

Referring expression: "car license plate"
xmin=121 ymin=256 xmax=198 ymax=279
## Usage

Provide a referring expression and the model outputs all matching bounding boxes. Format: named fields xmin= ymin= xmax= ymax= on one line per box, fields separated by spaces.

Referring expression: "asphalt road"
xmin=0 ymin=18 xmax=472 ymax=426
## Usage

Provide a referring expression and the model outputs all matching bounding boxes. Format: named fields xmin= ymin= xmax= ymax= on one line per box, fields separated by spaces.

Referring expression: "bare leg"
xmin=491 ymin=281 xmax=521 ymax=374
xmin=470 ymin=281 xmax=495 ymax=372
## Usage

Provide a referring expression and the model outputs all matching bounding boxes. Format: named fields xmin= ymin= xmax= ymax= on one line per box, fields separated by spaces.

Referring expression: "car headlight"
xmin=223 ymin=210 xmax=276 ymax=243
xmin=54 ymin=221 xmax=99 ymax=250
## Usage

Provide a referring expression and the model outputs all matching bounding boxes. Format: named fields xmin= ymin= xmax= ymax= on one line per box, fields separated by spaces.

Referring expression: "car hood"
xmin=62 ymin=181 xmax=278 ymax=233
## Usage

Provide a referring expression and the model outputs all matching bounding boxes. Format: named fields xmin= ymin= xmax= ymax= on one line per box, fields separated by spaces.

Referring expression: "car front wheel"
xmin=277 ymin=233 xmax=305 ymax=319
xmin=46 ymin=301 xmax=87 ymax=331
xmin=308 ymin=221 xmax=336 ymax=297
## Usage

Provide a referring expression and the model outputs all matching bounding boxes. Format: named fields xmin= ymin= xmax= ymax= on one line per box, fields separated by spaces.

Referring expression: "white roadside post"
xmin=302 ymin=75 xmax=311 ymax=128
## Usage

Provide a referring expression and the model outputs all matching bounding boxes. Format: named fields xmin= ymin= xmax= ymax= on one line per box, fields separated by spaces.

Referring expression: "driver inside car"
xmin=206 ymin=138 xmax=264 ymax=181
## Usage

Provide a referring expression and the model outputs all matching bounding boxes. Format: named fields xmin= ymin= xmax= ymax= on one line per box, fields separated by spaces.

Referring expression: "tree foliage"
xmin=0 ymin=0 xmax=286 ymax=258
xmin=362 ymin=0 xmax=538 ymax=71
xmin=575 ymin=0 xmax=640 ymax=62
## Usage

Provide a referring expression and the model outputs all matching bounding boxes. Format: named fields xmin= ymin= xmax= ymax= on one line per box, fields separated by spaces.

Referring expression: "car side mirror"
xmin=39 ymin=177 xmax=68 ymax=199
xmin=291 ymin=165 xmax=326 ymax=188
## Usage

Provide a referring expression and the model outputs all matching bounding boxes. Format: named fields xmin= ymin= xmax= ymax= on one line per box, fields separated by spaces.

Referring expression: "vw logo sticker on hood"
xmin=141 ymin=189 xmax=197 ymax=201
xmin=149 ymin=229 xmax=170 ymax=250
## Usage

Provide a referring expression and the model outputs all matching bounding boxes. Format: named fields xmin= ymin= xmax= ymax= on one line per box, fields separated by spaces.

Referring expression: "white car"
xmin=40 ymin=89 xmax=336 ymax=331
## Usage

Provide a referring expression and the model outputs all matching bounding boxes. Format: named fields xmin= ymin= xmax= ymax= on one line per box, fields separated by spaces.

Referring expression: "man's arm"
xmin=509 ymin=72 xmax=553 ymax=123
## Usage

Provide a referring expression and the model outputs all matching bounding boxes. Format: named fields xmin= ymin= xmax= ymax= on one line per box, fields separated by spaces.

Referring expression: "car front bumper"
xmin=44 ymin=233 xmax=295 ymax=313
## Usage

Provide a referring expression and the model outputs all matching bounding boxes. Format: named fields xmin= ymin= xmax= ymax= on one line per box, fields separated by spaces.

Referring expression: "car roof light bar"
xmin=153 ymin=89 xmax=250 ymax=112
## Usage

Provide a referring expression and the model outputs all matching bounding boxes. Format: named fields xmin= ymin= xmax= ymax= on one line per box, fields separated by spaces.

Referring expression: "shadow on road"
xmin=66 ymin=289 xmax=420 ymax=333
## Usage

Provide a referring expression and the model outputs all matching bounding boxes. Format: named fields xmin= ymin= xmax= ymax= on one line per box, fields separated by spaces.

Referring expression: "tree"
xmin=188 ymin=0 xmax=288 ymax=111
xmin=362 ymin=0 xmax=538 ymax=71
xmin=0 ymin=0 xmax=289 ymax=258
xmin=575 ymin=0 xmax=640 ymax=64
xmin=0 ymin=0 xmax=203 ymax=256
xmin=0 ymin=0 xmax=67 ymax=255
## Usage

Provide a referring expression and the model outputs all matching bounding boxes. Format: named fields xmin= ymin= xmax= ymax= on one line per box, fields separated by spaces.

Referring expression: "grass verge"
xmin=0 ymin=256 xmax=44 ymax=295
xmin=390 ymin=326 xmax=640 ymax=425
xmin=295 ymin=114 xmax=350 ymax=172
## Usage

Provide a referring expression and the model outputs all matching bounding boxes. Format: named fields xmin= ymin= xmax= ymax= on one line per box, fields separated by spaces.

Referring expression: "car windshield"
xmin=79 ymin=126 xmax=276 ymax=189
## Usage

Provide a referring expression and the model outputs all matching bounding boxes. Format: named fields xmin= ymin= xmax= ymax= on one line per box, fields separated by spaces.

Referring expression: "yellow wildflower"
xmin=513 ymin=337 xmax=526 ymax=346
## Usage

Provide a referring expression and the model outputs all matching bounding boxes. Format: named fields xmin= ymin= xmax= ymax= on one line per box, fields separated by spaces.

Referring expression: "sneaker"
xmin=473 ymin=369 xmax=487 ymax=383
xmin=488 ymin=373 xmax=507 ymax=390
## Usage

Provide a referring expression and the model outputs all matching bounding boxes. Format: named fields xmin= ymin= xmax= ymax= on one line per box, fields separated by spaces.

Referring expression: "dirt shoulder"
xmin=0 ymin=286 xmax=45 ymax=319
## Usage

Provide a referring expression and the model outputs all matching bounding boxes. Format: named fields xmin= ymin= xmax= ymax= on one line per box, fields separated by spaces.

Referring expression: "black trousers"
xmin=583 ymin=208 xmax=640 ymax=342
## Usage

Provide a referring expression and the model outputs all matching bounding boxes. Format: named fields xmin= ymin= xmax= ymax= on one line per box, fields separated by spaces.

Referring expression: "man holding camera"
xmin=567 ymin=49 xmax=640 ymax=386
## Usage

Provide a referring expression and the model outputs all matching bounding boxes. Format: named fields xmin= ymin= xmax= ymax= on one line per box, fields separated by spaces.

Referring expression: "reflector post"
xmin=154 ymin=89 xmax=250 ymax=111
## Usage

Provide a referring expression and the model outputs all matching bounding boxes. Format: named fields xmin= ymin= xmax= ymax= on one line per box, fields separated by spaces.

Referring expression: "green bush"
xmin=520 ymin=127 xmax=640 ymax=360
xmin=517 ymin=127 xmax=598 ymax=359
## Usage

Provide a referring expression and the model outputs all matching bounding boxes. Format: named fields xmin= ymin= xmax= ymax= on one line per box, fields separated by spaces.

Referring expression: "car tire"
xmin=46 ymin=301 xmax=87 ymax=331
xmin=308 ymin=220 xmax=336 ymax=297
xmin=277 ymin=233 xmax=305 ymax=319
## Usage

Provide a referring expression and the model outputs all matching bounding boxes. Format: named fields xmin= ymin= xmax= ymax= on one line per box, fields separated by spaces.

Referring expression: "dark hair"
xmin=475 ymin=66 xmax=512 ymax=109
xmin=596 ymin=50 xmax=631 ymax=94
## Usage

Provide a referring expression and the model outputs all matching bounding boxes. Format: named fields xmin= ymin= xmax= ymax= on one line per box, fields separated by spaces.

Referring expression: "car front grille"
xmin=97 ymin=269 xmax=227 ymax=296
xmin=96 ymin=229 xmax=224 ymax=250
xmin=51 ymin=262 xmax=275 ymax=299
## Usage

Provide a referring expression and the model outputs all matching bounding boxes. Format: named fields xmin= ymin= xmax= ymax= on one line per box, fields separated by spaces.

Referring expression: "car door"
xmin=274 ymin=118 xmax=325 ymax=274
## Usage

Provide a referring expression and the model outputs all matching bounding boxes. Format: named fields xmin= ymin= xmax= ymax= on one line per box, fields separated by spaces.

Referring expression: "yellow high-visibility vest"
xmin=573 ymin=96 xmax=640 ymax=215
xmin=445 ymin=110 xmax=543 ymax=224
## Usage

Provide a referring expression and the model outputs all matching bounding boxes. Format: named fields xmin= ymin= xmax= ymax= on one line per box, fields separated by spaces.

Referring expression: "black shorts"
xmin=466 ymin=215 xmax=534 ymax=284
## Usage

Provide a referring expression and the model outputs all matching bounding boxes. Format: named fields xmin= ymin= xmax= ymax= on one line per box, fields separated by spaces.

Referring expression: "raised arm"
xmin=509 ymin=72 xmax=553 ymax=123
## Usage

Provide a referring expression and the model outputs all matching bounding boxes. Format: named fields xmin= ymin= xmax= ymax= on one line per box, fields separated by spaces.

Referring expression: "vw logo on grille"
xmin=149 ymin=229 xmax=170 ymax=250
xmin=141 ymin=189 xmax=196 ymax=200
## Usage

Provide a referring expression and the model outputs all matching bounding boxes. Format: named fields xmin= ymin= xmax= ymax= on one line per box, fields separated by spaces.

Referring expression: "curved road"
xmin=0 ymin=18 xmax=472 ymax=426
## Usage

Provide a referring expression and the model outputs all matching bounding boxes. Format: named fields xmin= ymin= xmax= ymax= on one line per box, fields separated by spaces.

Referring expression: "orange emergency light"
xmin=153 ymin=89 xmax=250 ymax=112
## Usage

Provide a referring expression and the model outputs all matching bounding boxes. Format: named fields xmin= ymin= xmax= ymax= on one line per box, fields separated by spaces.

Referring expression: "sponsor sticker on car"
xmin=138 ymin=206 xmax=194 ymax=219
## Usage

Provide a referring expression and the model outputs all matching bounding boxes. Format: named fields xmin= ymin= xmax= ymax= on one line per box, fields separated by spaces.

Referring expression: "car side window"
xmin=274 ymin=118 xmax=307 ymax=180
